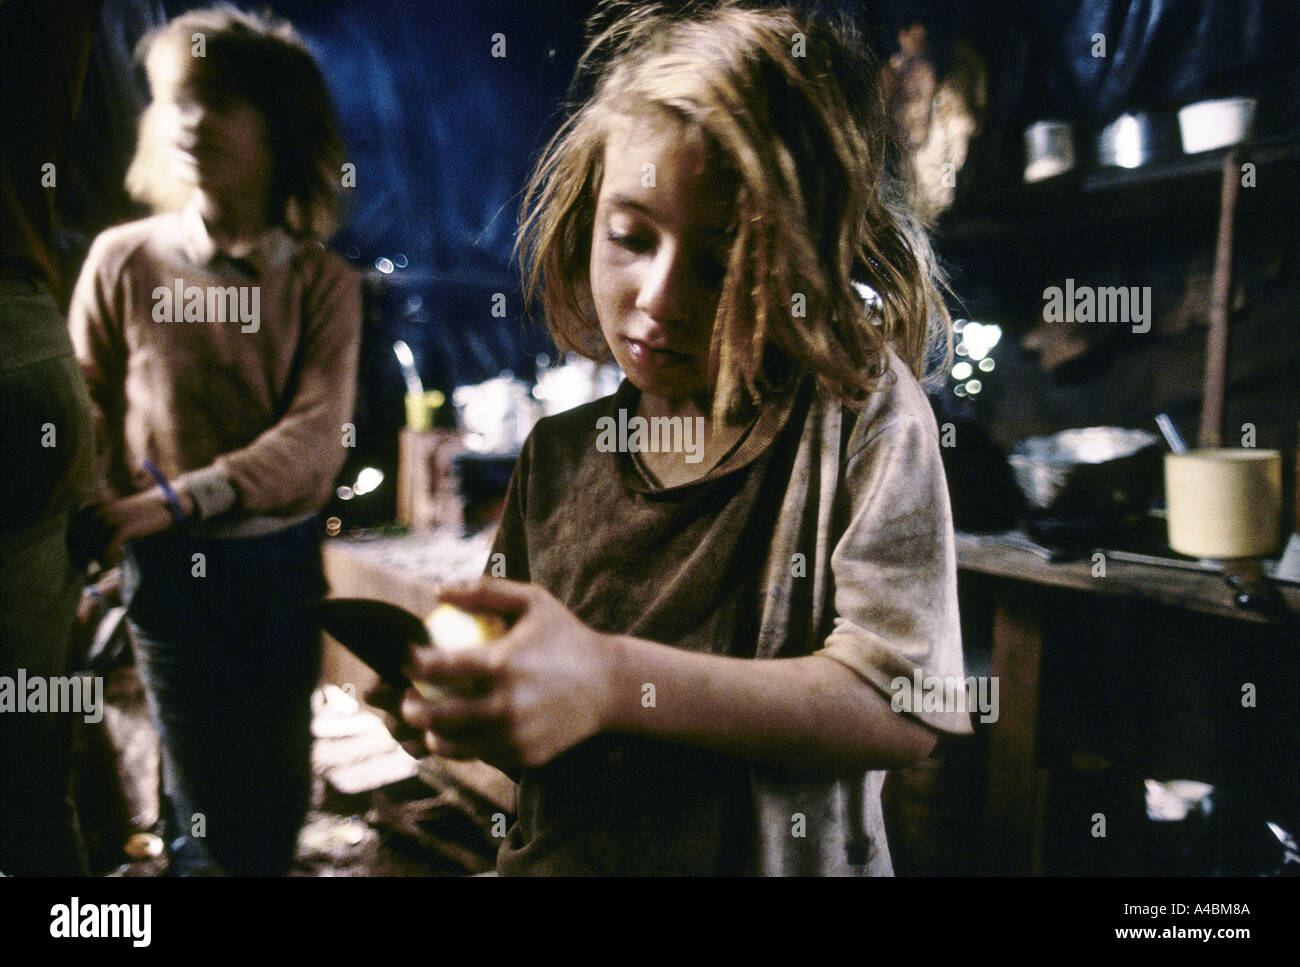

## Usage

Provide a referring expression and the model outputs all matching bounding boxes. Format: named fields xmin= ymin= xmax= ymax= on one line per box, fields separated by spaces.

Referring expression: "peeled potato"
xmin=413 ymin=604 xmax=506 ymax=700
xmin=426 ymin=603 xmax=506 ymax=652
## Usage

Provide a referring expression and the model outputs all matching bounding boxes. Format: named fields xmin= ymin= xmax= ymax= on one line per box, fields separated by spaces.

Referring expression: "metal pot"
xmin=1024 ymin=120 xmax=1075 ymax=183
xmin=1096 ymin=112 xmax=1180 ymax=169
xmin=1008 ymin=427 xmax=1162 ymax=544
xmin=1178 ymin=97 xmax=1257 ymax=154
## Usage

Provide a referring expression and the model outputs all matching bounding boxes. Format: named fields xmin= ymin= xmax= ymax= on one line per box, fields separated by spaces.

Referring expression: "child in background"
xmin=396 ymin=1 xmax=972 ymax=875
xmin=68 ymin=7 xmax=360 ymax=875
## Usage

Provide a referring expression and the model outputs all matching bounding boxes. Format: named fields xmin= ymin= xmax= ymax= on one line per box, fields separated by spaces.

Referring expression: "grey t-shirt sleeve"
xmin=815 ymin=378 xmax=973 ymax=736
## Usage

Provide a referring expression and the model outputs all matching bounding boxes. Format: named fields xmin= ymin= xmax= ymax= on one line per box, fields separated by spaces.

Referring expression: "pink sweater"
xmin=68 ymin=204 xmax=361 ymax=536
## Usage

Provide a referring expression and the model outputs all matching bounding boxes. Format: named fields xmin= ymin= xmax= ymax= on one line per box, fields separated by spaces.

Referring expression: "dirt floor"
xmin=79 ymin=666 xmax=492 ymax=878
xmin=75 ymin=658 xmax=986 ymax=878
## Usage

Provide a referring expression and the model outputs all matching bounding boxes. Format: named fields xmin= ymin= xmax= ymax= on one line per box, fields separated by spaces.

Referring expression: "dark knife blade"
xmin=308 ymin=598 xmax=430 ymax=688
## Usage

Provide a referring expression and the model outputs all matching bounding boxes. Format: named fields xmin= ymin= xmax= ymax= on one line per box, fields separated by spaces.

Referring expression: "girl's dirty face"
xmin=150 ymin=47 xmax=272 ymax=205
xmin=589 ymin=114 xmax=735 ymax=408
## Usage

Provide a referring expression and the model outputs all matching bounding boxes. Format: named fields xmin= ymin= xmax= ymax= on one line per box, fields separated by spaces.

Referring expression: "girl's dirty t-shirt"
xmin=489 ymin=354 xmax=970 ymax=875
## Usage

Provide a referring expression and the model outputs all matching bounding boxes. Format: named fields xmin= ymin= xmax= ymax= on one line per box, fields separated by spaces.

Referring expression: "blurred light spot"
xmin=961 ymin=322 xmax=1002 ymax=361
xmin=394 ymin=253 xmax=409 ymax=269
xmin=956 ymin=344 xmax=968 ymax=356
xmin=374 ymin=257 xmax=395 ymax=274
xmin=951 ymin=362 xmax=973 ymax=381
xmin=325 ymin=516 xmax=341 ymax=536
xmin=966 ymin=379 xmax=982 ymax=394
xmin=124 ymin=832 xmax=163 ymax=860
xmin=336 ymin=485 xmax=354 ymax=501
xmin=852 ymin=281 xmax=882 ymax=308
xmin=954 ymin=384 xmax=967 ymax=397
xmin=978 ymin=357 xmax=995 ymax=372
xmin=405 ymin=295 xmax=422 ymax=314
xmin=353 ymin=467 xmax=384 ymax=496
xmin=345 ymin=245 xmax=360 ymax=260
xmin=1110 ymin=115 xmax=1144 ymax=169
xmin=953 ymin=318 xmax=966 ymax=333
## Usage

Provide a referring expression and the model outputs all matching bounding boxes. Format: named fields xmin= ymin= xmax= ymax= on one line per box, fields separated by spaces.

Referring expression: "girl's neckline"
xmin=612 ymin=376 xmax=809 ymax=493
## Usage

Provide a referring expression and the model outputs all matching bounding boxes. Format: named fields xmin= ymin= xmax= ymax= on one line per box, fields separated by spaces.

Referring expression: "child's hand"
xmin=68 ymin=494 xmax=171 ymax=569
xmin=363 ymin=679 xmax=431 ymax=761
xmin=399 ymin=578 xmax=617 ymax=771
xmin=96 ymin=492 xmax=175 ymax=562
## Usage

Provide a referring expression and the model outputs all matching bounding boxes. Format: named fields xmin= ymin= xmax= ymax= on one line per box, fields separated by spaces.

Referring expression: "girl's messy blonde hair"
xmin=519 ymin=0 xmax=951 ymax=419
xmin=126 ymin=4 xmax=346 ymax=239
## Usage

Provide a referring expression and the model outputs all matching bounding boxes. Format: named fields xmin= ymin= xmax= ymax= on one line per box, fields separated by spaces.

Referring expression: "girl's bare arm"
xmin=400 ymin=578 xmax=938 ymax=774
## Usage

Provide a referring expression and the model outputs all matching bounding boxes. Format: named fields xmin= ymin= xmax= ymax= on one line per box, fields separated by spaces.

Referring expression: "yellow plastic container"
xmin=404 ymin=390 xmax=446 ymax=431
xmin=1164 ymin=449 xmax=1281 ymax=558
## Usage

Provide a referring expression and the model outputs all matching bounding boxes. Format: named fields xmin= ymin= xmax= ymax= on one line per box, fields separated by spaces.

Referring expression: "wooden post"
xmin=1198 ymin=149 xmax=1241 ymax=449
xmin=985 ymin=586 xmax=1048 ymax=875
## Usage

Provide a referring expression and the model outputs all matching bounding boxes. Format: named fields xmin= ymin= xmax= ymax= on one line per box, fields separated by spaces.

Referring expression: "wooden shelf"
xmin=957 ymin=530 xmax=1300 ymax=625
xmin=937 ymin=133 xmax=1300 ymax=242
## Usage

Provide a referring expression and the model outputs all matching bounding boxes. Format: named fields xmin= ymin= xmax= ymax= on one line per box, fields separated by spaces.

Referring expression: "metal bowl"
xmin=1178 ymin=97 xmax=1257 ymax=154
xmin=1024 ymin=120 xmax=1075 ymax=183
xmin=1096 ymin=112 xmax=1180 ymax=169
xmin=1009 ymin=426 xmax=1161 ymax=519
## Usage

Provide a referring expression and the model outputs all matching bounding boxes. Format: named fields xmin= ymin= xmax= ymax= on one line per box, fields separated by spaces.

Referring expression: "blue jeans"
xmin=122 ymin=519 xmax=326 ymax=876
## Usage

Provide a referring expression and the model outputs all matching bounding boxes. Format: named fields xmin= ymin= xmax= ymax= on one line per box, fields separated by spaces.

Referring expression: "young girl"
xmin=397 ymin=2 xmax=972 ymax=875
xmin=68 ymin=7 xmax=360 ymax=875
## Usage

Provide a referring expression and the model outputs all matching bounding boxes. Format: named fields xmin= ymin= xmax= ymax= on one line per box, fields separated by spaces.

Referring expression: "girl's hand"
xmin=102 ymin=491 xmax=174 ymax=550
xmin=363 ymin=679 xmax=431 ymax=762
xmin=68 ymin=491 xmax=173 ymax=569
xmin=399 ymin=578 xmax=617 ymax=771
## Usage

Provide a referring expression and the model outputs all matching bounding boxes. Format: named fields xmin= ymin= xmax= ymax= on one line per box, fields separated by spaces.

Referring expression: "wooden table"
xmin=321 ymin=527 xmax=1298 ymax=875
xmin=958 ymin=531 xmax=1300 ymax=875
